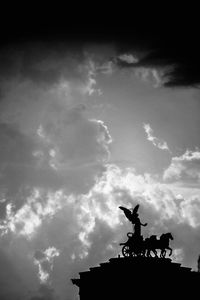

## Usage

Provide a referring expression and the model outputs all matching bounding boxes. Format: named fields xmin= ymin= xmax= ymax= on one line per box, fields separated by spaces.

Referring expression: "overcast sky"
xmin=1 ymin=25 xmax=200 ymax=299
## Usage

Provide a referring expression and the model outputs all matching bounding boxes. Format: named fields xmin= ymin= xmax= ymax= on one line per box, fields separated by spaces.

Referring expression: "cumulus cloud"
xmin=143 ymin=123 xmax=171 ymax=152
xmin=1 ymin=159 xmax=200 ymax=299
xmin=0 ymin=189 xmax=71 ymax=238
xmin=163 ymin=149 xmax=200 ymax=182
xmin=69 ymin=164 xmax=200 ymax=266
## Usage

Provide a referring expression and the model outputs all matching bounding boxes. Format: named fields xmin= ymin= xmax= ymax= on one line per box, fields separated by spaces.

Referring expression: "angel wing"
xmin=132 ymin=204 xmax=140 ymax=214
xmin=119 ymin=206 xmax=133 ymax=222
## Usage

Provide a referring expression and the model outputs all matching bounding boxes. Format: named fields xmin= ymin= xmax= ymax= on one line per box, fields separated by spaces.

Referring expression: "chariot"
xmin=120 ymin=232 xmax=173 ymax=258
xmin=119 ymin=205 xmax=173 ymax=258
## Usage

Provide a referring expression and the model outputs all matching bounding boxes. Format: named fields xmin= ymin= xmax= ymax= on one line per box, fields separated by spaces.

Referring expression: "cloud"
xmin=0 ymin=71 xmax=113 ymax=296
xmin=116 ymin=52 xmax=165 ymax=88
xmin=64 ymin=162 xmax=200 ymax=277
xmin=0 ymin=77 xmax=113 ymax=221
xmin=180 ymin=196 xmax=200 ymax=228
xmin=34 ymin=247 xmax=60 ymax=284
xmin=143 ymin=123 xmax=171 ymax=152
xmin=106 ymin=25 xmax=200 ymax=87
xmin=1 ymin=160 xmax=200 ymax=299
xmin=72 ymin=164 xmax=199 ymax=257
xmin=117 ymin=53 xmax=139 ymax=64
xmin=0 ymin=43 xmax=115 ymax=100
xmin=0 ymin=189 xmax=70 ymax=238
xmin=0 ymin=44 xmax=116 ymax=300
xmin=135 ymin=67 xmax=165 ymax=88
xmin=2 ymin=26 xmax=200 ymax=88
xmin=79 ymin=57 xmax=114 ymax=95
xmin=163 ymin=149 xmax=200 ymax=182
xmin=135 ymin=43 xmax=200 ymax=88
xmin=171 ymin=248 xmax=184 ymax=262
xmin=0 ymin=43 xmax=89 ymax=87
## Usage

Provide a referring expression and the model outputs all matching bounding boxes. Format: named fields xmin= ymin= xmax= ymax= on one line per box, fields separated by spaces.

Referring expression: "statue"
xmin=119 ymin=204 xmax=147 ymax=238
xmin=119 ymin=204 xmax=147 ymax=256
xmin=119 ymin=204 xmax=173 ymax=258
xmin=144 ymin=233 xmax=173 ymax=257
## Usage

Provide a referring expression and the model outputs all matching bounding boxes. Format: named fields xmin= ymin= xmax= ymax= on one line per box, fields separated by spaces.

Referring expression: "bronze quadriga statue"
xmin=119 ymin=205 xmax=173 ymax=258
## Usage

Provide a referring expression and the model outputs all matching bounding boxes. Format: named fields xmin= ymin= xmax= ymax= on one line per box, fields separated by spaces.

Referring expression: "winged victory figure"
xmin=119 ymin=204 xmax=147 ymax=237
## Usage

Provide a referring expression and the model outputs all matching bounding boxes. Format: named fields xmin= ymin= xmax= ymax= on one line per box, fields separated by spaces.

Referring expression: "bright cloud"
xmin=163 ymin=149 xmax=200 ymax=182
xmin=118 ymin=54 xmax=139 ymax=64
xmin=143 ymin=123 xmax=170 ymax=152
xmin=172 ymin=248 xmax=184 ymax=262
xmin=73 ymin=163 xmax=200 ymax=260
xmin=0 ymin=189 xmax=69 ymax=238
xmin=34 ymin=247 xmax=60 ymax=284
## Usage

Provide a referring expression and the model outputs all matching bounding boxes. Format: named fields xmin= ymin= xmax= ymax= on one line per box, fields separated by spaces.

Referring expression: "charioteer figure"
xmin=119 ymin=204 xmax=147 ymax=239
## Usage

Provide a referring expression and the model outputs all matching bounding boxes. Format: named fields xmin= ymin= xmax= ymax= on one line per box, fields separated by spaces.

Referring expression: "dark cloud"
xmin=62 ymin=23 xmax=200 ymax=88
xmin=115 ymin=28 xmax=200 ymax=88
xmin=1 ymin=19 xmax=200 ymax=88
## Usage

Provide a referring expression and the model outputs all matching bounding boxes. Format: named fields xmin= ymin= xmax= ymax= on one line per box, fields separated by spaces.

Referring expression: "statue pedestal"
xmin=72 ymin=256 xmax=200 ymax=300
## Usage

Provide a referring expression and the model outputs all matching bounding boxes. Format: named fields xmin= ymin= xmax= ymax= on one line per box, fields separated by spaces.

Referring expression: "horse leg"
xmin=167 ymin=247 xmax=172 ymax=256
xmin=160 ymin=249 xmax=166 ymax=258
xmin=148 ymin=250 xmax=151 ymax=257
xmin=141 ymin=248 xmax=145 ymax=257
xmin=163 ymin=250 xmax=166 ymax=258
xmin=160 ymin=249 xmax=163 ymax=258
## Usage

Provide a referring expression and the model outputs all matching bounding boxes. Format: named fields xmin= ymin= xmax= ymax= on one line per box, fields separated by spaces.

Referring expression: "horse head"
xmin=160 ymin=232 xmax=173 ymax=241
xmin=164 ymin=232 xmax=173 ymax=240
xmin=167 ymin=232 xmax=173 ymax=240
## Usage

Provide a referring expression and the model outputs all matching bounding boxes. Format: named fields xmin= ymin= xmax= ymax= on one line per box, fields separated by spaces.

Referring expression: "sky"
xmin=1 ymin=24 xmax=200 ymax=299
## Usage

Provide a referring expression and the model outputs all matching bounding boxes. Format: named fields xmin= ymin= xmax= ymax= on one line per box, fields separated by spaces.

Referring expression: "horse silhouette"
xmin=120 ymin=232 xmax=173 ymax=258
xmin=144 ymin=235 xmax=158 ymax=257
xmin=144 ymin=233 xmax=173 ymax=258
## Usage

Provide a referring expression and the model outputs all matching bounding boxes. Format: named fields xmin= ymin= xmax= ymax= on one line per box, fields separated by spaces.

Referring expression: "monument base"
xmin=72 ymin=256 xmax=200 ymax=300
